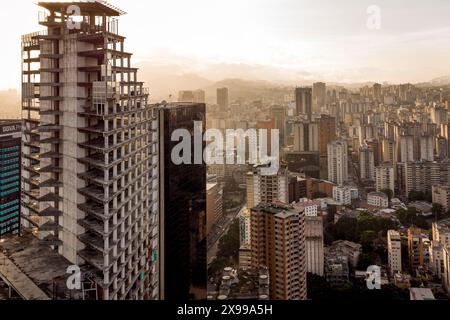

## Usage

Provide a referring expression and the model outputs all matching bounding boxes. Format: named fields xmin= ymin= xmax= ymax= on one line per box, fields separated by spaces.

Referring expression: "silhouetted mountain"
xmin=137 ymin=62 xmax=213 ymax=102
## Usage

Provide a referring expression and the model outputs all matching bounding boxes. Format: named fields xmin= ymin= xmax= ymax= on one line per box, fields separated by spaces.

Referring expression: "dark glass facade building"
xmin=0 ymin=121 xmax=22 ymax=239
xmin=159 ymin=103 xmax=207 ymax=300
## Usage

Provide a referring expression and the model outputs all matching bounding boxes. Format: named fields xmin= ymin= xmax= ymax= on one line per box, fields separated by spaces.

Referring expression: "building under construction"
xmin=21 ymin=1 xmax=159 ymax=300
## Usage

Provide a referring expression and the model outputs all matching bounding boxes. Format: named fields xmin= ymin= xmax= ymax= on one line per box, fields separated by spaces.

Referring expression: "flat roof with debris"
xmin=0 ymin=231 xmax=80 ymax=300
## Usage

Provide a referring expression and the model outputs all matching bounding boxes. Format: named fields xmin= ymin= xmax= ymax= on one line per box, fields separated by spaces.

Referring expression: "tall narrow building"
xmin=318 ymin=115 xmax=336 ymax=180
xmin=327 ymin=140 xmax=348 ymax=186
xmin=250 ymin=203 xmax=307 ymax=300
xmin=360 ymin=144 xmax=375 ymax=181
xmin=295 ymin=87 xmax=312 ymax=121
xmin=387 ymin=230 xmax=402 ymax=276
xmin=21 ymin=1 xmax=160 ymax=300
xmin=312 ymin=82 xmax=326 ymax=113
xmin=159 ymin=102 xmax=207 ymax=301
xmin=217 ymin=87 xmax=229 ymax=112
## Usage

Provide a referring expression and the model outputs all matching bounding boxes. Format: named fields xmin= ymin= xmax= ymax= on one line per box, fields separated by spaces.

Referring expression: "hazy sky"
xmin=1 ymin=0 xmax=450 ymax=89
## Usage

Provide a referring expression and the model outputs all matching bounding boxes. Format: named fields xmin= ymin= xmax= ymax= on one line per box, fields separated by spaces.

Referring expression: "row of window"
xmin=0 ymin=158 xmax=19 ymax=165
xmin=1 ymin=175 xmax=19 ymax=185
xmin=0 ymin=187 xmax=19 ymax=196
xmin=0 ymin=220 xmax=19 ymax=234
xmin=0 ymin=170 xmax=19 ymax=178
xmin=0 ymin=152 xmax=19 ymax=159
xmin=0 ymin=205 xmax=19 ymax=216
xmin=0 ymin=199 xmax=19 ymax=209
xmin=0 ymin=181 xmax=20 ymax=191
xmin=0 ymin=164 xmax=19 ymax=172
xmin=0 ymin=212 xmax=19 ymax=223
xmin=0 ymin=146 xmax=19 ymax=153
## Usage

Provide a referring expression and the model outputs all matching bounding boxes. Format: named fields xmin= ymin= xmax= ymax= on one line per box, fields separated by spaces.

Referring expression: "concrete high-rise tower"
xmin=21 ymin=1 xmax=160 ymax=300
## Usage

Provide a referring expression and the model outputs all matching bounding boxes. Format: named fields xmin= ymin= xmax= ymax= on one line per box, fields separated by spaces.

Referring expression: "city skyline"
xmin=2 ymin=0 xmax=450 ymax=304
xmin=1 ymin=0 xmax=450 ymax=92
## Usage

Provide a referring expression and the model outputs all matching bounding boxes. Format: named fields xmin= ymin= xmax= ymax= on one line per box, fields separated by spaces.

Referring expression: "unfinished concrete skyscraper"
xmin=21 ymin=1 xmax=159 ymax=300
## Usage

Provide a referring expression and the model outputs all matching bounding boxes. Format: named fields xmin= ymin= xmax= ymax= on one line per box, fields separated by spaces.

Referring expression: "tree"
xmin=360 ymin=230 xmax=377 ymax=251
xmin=217 ymin=219 xmax=240 ymax=261
xmin=335 ymin=217 xmax=358 ymax=242
xmin=357 ymin=253 xmax=376 ymax=270
xmin=432 ymin=203 xmax=444 ymax=220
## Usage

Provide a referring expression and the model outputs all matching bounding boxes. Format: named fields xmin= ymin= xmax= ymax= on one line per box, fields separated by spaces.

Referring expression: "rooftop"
xmin=410 ymin=288 xmax=435 ymax=301
xmin=0 ymin=231 xmax=84 ymax=300
xmin=251 ymin=202 xmax=302 ymax=217
xmin=38 ymin=1 xmax=126 ymax=16
xmin=368 ymin=191 xmax=389 ymax=199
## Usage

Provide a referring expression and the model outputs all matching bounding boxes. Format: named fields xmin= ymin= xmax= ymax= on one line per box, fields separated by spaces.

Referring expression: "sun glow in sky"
xmin=1 ymin=0 xmax=450 ymax=89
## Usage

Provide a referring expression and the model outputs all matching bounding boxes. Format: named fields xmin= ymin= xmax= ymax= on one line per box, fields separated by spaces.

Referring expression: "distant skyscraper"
xmin=318 ymin=116 xmax=337 ymax=157
xmin=381 ymin=138 xmax=397 ymax=166
xmin=295 ymin=87 xmax=312 ymax=121
xmin=293 ymin=121 xmax=319 ymax=152
xmin=271 ymin=106 xmax=286 ymax=144
xmin=178 ymin=90 xmax=195 ymax=103
xmin=217 ymin=88 xmax=229 ymax=111
xmin=420 ymin=135 xmax=434 ymax=162
xmin=360 ymin=144 xmax=375 ymax=181
xmin=193 ymin=90 xmax=206 ymax=104
xmin=0 ymin=121 xmax=21 ymax=239
xmin=400 ymin=135 xmax=415 ymax=163
xmin=328 ymin=140 xmax=349 ymax=186
xmin=313 ymin=82 xmax=326 ymax=113
xmin=373 ymin=83 xmax=382 ymax=101
xmin=159 ymin=103 xmax=207 ymax=301
xmin=250 ymin=203 xmax=307 ymax=300
xmin=318 ymin=115 xmax=336 ymax=180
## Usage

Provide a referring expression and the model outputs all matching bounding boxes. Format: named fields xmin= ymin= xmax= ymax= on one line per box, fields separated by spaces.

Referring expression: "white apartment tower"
xmin=327 ymin=140 xmax=348 ymax=186
xmin=246 ymin=164 xmax=288 ymax=209
xmin=387 ymin=230 xmax=402 ymax=276
xmin=21 ymin=2 xmax=160 ymax=300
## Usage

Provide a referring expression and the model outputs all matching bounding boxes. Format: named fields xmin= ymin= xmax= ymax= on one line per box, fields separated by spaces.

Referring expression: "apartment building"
xmin=250 ymin=203 xmax=307 ymax=300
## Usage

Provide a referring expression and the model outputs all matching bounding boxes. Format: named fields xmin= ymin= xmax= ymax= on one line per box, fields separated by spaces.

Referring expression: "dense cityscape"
xmin=0 ymin=0 xmax=449 ymax=305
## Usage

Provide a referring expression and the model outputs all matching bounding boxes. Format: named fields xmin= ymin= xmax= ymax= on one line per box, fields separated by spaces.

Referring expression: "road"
xmin=207 ymin=205 xmax=244 ymax=265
